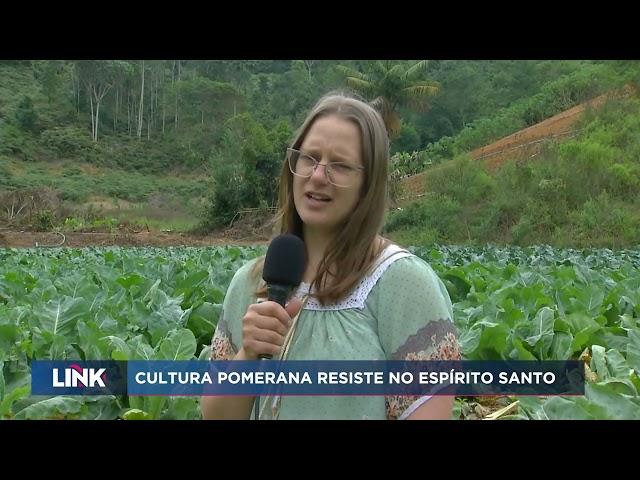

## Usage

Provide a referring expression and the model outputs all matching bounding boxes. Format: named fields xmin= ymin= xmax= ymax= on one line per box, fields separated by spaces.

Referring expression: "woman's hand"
xmin=240 ymin=298 xmax=303 ymax=359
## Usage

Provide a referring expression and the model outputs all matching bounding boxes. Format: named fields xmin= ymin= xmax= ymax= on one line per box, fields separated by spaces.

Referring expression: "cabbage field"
xmin=1 ymin=245 xmax=639 ymax=419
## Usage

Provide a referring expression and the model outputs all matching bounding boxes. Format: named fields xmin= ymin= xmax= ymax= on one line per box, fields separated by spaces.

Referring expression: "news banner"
xmin=31 ymin=360 xmax=584 ymax=396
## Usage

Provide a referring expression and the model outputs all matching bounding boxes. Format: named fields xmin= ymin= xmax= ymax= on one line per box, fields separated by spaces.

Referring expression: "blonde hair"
xmin=253 ymin=91 xmax=391 ymax=305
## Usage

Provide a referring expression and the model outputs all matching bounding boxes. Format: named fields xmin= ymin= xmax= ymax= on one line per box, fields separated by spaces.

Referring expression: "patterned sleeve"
xmin=210 ymin=307 xmax=237 ymax=360
xmin=209 ymin=260 xmax=258 ymax=361
xmin=371 ymin=255 xmax=461 ymax=420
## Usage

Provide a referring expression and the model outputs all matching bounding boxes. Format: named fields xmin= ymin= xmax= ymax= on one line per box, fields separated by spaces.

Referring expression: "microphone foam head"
xmin=262 ymin=234 xmax=305 ymax=286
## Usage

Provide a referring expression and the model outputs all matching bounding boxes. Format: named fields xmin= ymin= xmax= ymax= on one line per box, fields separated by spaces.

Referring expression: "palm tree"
xmin=337 ymin=60 xmax=440 ymax=137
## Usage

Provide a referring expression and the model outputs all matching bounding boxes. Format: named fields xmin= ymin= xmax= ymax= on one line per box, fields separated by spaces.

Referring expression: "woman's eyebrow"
xmin=300 ymin=146 xmax=353 ymax=162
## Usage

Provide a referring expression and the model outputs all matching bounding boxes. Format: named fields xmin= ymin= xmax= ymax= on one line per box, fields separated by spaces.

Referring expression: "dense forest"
xmin=1 ymin=60 xmax=639 ymax=245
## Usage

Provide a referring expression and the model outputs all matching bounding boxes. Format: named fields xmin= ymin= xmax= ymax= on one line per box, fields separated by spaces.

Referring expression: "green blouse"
xmin=209 ymin=244 xmax=461 ymax=420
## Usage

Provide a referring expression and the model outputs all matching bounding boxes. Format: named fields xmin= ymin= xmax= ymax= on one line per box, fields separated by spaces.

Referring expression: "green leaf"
xmin=592 ymin=349 xmax=637 ymax=395
xmin=145 ymin=288 xmax=188 ymax=345
xmin=562 ymin=312 xmax=600 ymax=333
xmin=103 ymin=251 xmax=115 ymax=264
xmin=128 ymin=396 xmax=144 ymax=411
xmin=584 ymin=383 xmax=640 ymax=419
xmin=185 ymin=312 xmax=214 ymax=353
xmin=198 ymin=344 xmax=212 ymax=361
xmin=163 ymin=397 xmax=201 ymax=420
xmin=0 ymin=361 xmax=4 ymax=402
xmin=627 ymin=328 xmax=640 ymax=373
xmin=31 ymin=296 xmax=88 ymax=337
xmin=122 ymin=408 xmax=152 ymax=420
xmin=175 ymin=270 xmax=209 ymax=292
xmin=601 ymin=332 xmax=632 ymax=352
xmin=142 ymin=278 xmax=161 ymax=302
xmin=517 ymin=396 xmax=547 ymax=420
xmin=14 ymin=396 xmax=85 ymax=419
xmin=605 ymin=349 xmax=632 ymax=378
xmin=127 ymin=335 xmax=156 ymax=360
xmin=549 ymin=332 xmax=573 ymax=360
xmin=620 ymin=314 xmax=639 ymax=330
xmin=102 ymin=335 xmax=131 ymax=361
xmin=82 ymin=396 xmax=123 ymax=420
xmin=524 ymin=307 xmax=555 ymax=347
xmin=0 ymin=323 xmax=20 ymax=361
xmin=511 ymin=337 xmax=537 ymax=360
xmin=188 ymin=302 xmax=220 ymax=334
xmin=157 ymin=328 xmax=197 ymax=360
xmin=76 ymin=317 xmax=114 ymax=360
xmin=631 ymin=371 xmax=640 ymax=393
xmin=553 ymin=317 xmax=572 ymax=334
xmin=144 ymin=395 xmax=167 ymax=420
xmin=477 ymin=321 xmax=511 ymax=359
xmin=458 ymin=324 xmax=482 ymax=355
xmin=0 ymin=385 xmax=30 ymax=418
xmin=442 ymin=268 xmax=471 ymax=301
xmin=116 ymin=273 xmax=146 ymax=290
xmin=571 ymin=325 xmax=601 ymax=352
xmin=591 ymin=345 xmax=607 ymax=379
xmin=498 ymin=297 xmax=525 ymax=326
xmin=50 ymin=333 xmax=79 ymax=360
xmin=594 ymin=378 xmax=637 ymax=396
xmin=569 ymin=284 xmax=605 ymax=316
xmin=541 ymin=396 xmax=604 ymax=420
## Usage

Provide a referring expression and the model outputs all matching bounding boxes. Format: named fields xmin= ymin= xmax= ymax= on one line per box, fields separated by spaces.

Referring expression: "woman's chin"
xmin=299 ymin=212 xmax=340 ymax=233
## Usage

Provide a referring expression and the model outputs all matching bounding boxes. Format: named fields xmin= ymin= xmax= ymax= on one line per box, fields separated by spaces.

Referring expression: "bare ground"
xmin=398 ymin=86 xmax=637 ymax=204
xmin=0 ymin=230 xmax=270 ymax=248
xmin=0 ymin=205 xmax=277 ymax=248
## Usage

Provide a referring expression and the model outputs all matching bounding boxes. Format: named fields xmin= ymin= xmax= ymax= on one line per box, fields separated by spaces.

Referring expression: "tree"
xmin=137 ymin=60 xmax=145 ymax=139
xmin=14 ymin=95 xmax=37 ymax=132
xmin=391 ymin=123 xmax=421 ymax=154
xmin=106 ymin=60 xmax=135 ymax=134
xmin=75 ymin=61 xmax=128 ymax=142
xmin=303 ymin=60 xmax=315 ymax=81
xmin=177 ymin=77 xmax=245 ymax=127
xmin=259 ymin=61 xmax=317 ymax=125
xmin=337 ymin=60 xmax=440 ymax=137
xmin=200 ymin=113 xmax=285 ymax=229
xmin=32 ymin=60 xmax=63 ymax=104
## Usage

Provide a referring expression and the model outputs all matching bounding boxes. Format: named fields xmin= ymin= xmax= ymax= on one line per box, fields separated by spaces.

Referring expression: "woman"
xmin=201 ymin=91 xmax=461 ymax=420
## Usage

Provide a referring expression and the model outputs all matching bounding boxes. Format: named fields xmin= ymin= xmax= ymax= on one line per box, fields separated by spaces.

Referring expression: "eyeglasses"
xmin=287 ymin=148 xmax=364 ymax=188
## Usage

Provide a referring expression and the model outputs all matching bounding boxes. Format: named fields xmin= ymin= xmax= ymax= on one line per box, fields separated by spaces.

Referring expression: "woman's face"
xmin=293 ymin=114 xmax=364 ymax=236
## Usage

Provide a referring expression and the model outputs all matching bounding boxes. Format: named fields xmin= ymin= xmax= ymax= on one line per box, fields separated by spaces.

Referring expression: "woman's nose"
xmin=309 ymin=161 xmax=330 ymax=183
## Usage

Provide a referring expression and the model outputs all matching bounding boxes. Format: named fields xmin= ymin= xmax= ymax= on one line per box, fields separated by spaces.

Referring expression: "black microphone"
xmin=260 ymin=233 xmax=306 ymax=360
xmin=254 ymin=234 xmax=305 ymax=420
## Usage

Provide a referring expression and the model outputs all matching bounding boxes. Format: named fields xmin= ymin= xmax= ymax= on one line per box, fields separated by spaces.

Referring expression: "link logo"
xmin=32 ymin=361 xmax=127 ymax=395
xmin=52 ymin=364 xmax=107 ymax=388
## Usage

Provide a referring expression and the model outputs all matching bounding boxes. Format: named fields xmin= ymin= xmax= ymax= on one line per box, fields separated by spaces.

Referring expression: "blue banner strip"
xmin=28 ymin=360 xmax=586 ymax=396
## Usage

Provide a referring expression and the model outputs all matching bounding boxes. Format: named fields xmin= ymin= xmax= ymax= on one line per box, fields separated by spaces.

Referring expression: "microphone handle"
xmin=255 ymin=283 xmax=291 ymax=419
xmin=258 ymin=284 xmax=291 ymax=360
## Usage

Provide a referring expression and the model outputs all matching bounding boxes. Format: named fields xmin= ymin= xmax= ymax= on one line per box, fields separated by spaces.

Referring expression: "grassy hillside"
xmin=385 ymin=94 xmax=640 ymax=248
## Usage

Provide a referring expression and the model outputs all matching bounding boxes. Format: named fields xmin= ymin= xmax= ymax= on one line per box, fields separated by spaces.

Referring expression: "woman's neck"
xmin=302 ymin=226 xmax=335 ymax=283
xmin=301 ymin=227 xmax=384 ymax=284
